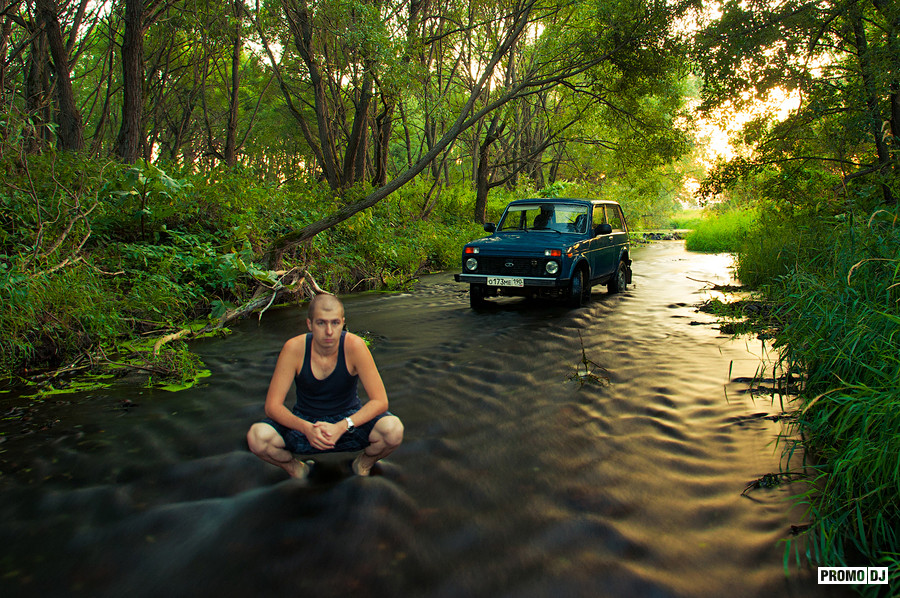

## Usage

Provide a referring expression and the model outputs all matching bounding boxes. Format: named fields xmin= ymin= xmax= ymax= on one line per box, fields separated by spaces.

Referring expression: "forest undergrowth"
xmin=0 ymin=151 xmax=497 ymax=393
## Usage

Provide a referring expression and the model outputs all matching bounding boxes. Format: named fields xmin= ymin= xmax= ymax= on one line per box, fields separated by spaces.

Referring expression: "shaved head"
xmin=307 ymin=293 xmax=344 ymax=321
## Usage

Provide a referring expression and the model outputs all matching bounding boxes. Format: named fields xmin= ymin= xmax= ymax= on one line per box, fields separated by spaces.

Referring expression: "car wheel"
xmin=607 ymin=260 xmax=628 ymax=293
xmin=567 ymin=268 xmax=589 ymax=307
xmin=470 ymin=284 xmax=487 ymax=309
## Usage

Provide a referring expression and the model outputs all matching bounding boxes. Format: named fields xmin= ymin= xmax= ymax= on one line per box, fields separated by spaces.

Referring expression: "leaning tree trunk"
xmin=36 ymin=0 xmax=84 ymax=152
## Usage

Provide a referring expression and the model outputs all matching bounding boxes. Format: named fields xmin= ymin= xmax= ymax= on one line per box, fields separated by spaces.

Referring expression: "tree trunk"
xmin=474 ymin=119 xmax=502 ymax=223
xmin=850 ymin=2 xmax=894 ymax=203
xmin=224 ymin=0 xmax=241 ymax=167
xmin=871 ymin=0 xmax=900 ymax=175
xmin=373 ymin=101 xmax=394 ymax=187
xmin=25 ymin=27 xmax=52 ymax=151
xmin=285 ymin=0 xmax=341 ymax=188
xmin=115 ymin=0 xmax=144 ymax=163
xmin=343 ymin=71 xmax=373 ymax=184
xmin=0 ymin=16 xmax=12 ymax=116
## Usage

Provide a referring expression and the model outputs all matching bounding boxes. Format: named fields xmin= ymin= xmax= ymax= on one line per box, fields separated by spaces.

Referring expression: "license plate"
xmin=488 ymin=277 xmax=524 ymax=287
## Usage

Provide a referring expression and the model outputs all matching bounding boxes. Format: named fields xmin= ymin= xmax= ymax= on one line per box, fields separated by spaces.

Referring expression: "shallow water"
xmin=1 ymin=241 xmax=852 ymax=598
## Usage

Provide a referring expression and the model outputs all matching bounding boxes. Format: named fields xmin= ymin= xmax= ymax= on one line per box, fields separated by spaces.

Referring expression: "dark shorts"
xmin=261 ymin=408 xmax=392 ymax=455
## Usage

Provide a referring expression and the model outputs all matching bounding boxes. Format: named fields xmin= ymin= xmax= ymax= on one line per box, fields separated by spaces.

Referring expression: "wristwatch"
xmin=345 ymin=417 xmax=355 ymax=432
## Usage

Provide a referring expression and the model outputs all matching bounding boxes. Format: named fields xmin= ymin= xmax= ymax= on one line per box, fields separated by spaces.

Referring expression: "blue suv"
xmin=455 ymin=198 xmax=633 ymax=308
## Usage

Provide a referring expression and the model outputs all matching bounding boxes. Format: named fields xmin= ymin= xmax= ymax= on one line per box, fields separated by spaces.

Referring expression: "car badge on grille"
xmin=505 ymin=261 xmax=514 ymax=268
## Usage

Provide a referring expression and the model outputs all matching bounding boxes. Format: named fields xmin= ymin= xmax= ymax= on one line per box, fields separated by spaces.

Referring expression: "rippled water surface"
xmin=1 ymin=242 xmax=853 ymax=598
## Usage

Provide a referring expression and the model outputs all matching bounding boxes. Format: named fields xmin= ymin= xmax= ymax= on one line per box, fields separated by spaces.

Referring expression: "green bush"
xmin=303 ymin=184 xmax=484 ymax=293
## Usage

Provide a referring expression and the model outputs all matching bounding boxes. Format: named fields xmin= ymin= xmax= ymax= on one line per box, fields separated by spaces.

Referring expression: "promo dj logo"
xmin=818 ymin=567 xmax=889 ymax=585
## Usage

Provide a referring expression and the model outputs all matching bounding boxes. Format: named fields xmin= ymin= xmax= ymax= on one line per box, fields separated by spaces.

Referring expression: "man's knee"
xmin=376 ymin=416 xmax=404 ymax=447
xmin=247 ymin=422 xmax=277 ymax=454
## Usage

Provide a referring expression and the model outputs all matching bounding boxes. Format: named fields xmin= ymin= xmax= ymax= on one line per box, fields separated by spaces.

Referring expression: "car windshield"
xmin=497 ymin=203 xmax=589 ymax=233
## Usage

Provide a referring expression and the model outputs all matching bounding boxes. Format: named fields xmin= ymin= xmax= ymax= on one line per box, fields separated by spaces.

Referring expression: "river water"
xmin=1 ymin=241 xmax=852 ymax=598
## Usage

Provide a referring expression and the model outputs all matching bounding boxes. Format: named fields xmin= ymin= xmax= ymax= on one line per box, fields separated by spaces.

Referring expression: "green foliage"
xmin=741 ymin=202 xmax=900 ymax=580
xmin=668 ymin=209 xmax=703 ymax=230
xmin=306 ymin=183 xmax=484 ymax=292
xmin=684 ymin=208 xmax=756 ymax=253
xmin=0 ymin=264 xmax=127 ymax=374
xmin=694 ymin=0 xmax=900 ymax=213
xmin=115 ymin=228 xmax=248 ymax=322
xmin=0 ymin=151 xmax=107 ymax=262
xmin=95 ymin=161 xmax=192 ymax=242
xmin=0 ymin=157 xmax=490 ymax=383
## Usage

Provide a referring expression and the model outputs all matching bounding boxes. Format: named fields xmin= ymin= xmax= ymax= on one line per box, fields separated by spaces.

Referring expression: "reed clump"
xmin=740 ymin=207 xmax=900 ymax=583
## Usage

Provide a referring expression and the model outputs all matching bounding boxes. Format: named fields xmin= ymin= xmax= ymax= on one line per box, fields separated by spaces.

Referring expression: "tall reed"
xmin=757 ymin=209 xmax=900 ymax=587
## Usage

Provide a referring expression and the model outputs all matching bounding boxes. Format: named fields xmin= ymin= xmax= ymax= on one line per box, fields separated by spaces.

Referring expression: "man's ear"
xmin=306 ymin=318 xmax=312 ymax=331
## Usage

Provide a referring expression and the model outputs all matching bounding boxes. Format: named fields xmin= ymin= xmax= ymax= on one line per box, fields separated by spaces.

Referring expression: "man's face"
xmin=307 ymin=305 xmax=344 ymax=349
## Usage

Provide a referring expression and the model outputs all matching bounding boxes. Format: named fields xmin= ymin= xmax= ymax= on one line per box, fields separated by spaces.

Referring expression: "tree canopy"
xmin=1 ymin=0 xmax=699 ymax=238
xmin=693 ymin=0 xmax=900 ymax=208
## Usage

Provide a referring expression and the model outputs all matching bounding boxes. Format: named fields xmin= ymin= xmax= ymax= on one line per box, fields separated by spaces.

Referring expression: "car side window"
xmin=608 ymin=206 xmax=624 ymax=232
xmin=592 ymin=205 xmax=605 ymax=235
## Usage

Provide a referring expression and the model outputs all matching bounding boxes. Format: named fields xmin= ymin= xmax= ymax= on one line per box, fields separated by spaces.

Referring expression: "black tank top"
xmin=293 ymin=331 xmax=361 ymax=417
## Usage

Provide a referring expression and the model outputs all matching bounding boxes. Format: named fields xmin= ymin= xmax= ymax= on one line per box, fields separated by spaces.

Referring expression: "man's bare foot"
xmin=288 ymin=459 xmax=314 ymax=479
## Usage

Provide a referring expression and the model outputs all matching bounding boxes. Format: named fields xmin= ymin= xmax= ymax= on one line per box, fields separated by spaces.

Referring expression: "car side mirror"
xmin=595 ymin=223 xmax=613 ymax=236
xmin=484 ymin=222 xmax=496 ymax=233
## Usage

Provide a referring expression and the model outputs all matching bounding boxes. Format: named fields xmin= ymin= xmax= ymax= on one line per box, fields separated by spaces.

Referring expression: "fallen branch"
xmin=152 ymin=328 xmax=192 ymax=355
xmin=151 ymin=269 xmax=329 ymax=355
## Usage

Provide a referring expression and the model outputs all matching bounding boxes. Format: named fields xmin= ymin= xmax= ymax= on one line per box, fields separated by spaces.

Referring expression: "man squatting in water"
xmin=247 ymin=294 xmax=404 ymax=477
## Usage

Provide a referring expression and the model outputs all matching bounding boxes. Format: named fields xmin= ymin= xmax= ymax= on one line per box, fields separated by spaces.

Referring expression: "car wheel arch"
xmin=568 ymin=258 xmax=591 ymax=281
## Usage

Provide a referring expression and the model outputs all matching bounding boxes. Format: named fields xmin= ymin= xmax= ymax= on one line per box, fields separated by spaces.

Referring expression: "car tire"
xmin=470 ymin=284 xmax=487 ymax=309
xmin=568 ymin=268 xmax=589 ymax=307
xmin=607 ymin=260 xmax=628 ymax=293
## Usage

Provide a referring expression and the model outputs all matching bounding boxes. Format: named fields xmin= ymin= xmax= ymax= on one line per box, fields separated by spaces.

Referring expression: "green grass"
xmin=684 ymin=208 xmax=756 ymax=253
xmin=668 ymin=209 xmax=704 ymax=230
xmin=739 ymin=205 xmax=900 ymax=587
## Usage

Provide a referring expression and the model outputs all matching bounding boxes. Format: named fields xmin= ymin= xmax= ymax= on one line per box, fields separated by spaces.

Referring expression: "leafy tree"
xmin=694 ymin=0 xmax=900 ymax=208
xmin=261 ymin=0 xmax=699 ymax=260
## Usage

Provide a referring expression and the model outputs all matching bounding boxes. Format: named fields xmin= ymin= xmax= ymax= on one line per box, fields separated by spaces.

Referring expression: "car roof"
xmin=506 ymin=198 xmax=620 ymax=207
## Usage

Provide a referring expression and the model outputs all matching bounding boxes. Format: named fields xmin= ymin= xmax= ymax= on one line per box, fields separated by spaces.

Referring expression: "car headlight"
xmin=545 ymin=261 xmax=559 ymax=275
xmin=466 ymin=258 xmax=478 ymax=271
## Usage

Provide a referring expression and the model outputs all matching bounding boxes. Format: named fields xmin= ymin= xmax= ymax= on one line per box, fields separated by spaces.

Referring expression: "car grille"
xmin=478 ymin=256 xmax=552 ymax=277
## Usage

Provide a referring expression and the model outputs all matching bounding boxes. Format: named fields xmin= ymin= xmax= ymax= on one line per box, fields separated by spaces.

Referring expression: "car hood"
xmin=469 ymin=232 xmax=578 ymax=253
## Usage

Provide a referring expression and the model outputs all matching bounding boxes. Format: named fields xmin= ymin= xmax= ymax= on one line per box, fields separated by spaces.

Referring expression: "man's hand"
xmin=309 ymin=421 xmax=345 ymax=450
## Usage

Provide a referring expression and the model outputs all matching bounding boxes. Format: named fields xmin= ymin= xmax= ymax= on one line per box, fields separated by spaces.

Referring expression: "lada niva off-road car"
xmin=454 ymin=198 xmax=633 ymax=309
